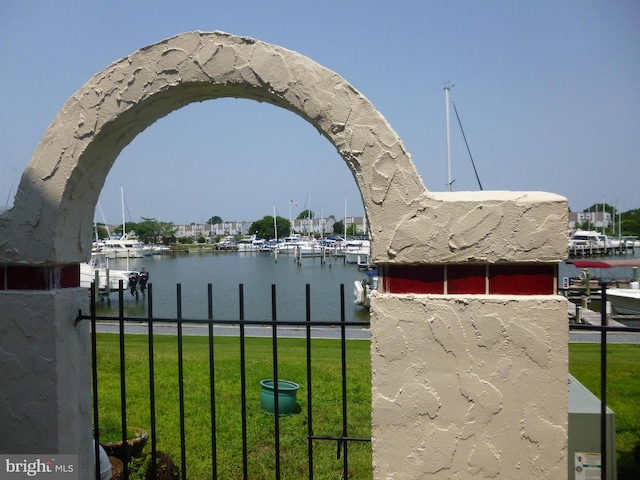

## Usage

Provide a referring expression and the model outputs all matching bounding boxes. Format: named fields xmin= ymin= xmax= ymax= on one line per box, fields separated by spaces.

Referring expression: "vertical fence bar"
xmin=118 ymin=282 xmax=129 ymax=480
xmin=340 ymin=283 xmax=349 ymax=479
xmin=239 ymin=284 xmax=249 ymax=479
xmin=147 ymin=283 xmax=157 ymax=479
xmin=208 ymin=283 xmax=218 ymax=479
xmin=271 ymin=284 xmax=281 ymax=480
xmin=600 ymin=281 xmax=608 ymax=479
xmin=88 ymin=275 xmax=370 ymax=479
xmin=176 ymin=284 xmax=187 ymax=480
xmin=305 ymin=283 xmax=314 ymax=480
xmin=90 ymin=283 xmax=101 ymax=480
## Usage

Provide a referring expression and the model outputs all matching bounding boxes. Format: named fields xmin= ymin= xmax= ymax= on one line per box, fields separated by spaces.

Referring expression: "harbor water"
xmin=94 ymin=251 xmax=371 ymax=324
xmin=93 ymin=250 xmax=640 ymax=324
xmin=561 ymin=251 xmax=640 ymax=286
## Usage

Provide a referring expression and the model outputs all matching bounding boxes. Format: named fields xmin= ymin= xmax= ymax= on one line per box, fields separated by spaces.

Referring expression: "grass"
xmin=569 ymin=343 xmax=640 ymax=480
xmin=94 ymin=333 xmax=372 ymax=480
xmin=96 ymin=334 xmax=640 ymax=479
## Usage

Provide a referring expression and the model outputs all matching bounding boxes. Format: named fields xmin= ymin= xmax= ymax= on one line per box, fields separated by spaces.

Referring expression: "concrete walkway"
xmin=568 ymin=303 xmax=640 ymax=343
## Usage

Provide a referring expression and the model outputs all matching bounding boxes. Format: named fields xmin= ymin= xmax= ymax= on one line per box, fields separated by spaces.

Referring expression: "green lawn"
xmin=569 ymin=343 xmax=640 ymax=480
xmin=95 ymin=334 xmax=640 ymax=479
xmin=94 ymin=333 xmax=372 ymax=480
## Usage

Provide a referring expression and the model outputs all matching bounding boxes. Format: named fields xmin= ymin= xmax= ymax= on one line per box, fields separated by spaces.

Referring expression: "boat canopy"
xmin=567 ymin=259 xmax=640 ymax=269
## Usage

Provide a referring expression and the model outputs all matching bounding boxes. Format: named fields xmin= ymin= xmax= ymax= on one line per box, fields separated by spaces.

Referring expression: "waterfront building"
xmin=173 ymin=216 xmax=367 ymax=240
xmin=568 ymin=211 xmax=611 ymax=230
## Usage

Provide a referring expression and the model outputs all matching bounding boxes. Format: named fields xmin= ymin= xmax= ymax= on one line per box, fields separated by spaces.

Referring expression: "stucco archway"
xmin=0 ymin=31 xmax=566 ymax=269
xmin=0 ymin=31 xmax=570 ymax=478
xmin=0 ymin=30 xmax=427 ymax=266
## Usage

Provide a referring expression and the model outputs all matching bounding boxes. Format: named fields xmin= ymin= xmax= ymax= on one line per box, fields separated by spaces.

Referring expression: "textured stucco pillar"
xmin=371 ymin=295 xmax=567 ymax=479
xmin=0 ymin=289 xmax=92 ymax=472
xmin=369 ymin=190 xmax=568 ymax=479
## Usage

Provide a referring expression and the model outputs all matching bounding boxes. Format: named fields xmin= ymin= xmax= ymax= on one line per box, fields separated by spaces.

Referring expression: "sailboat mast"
xmin=445 ymin=85 xmax=453 ymax=192
xmin=121 ymin=185 xmax=126 ymax=237
xmin=344 ymin=196 xmax=347 ymax=238
xmin=273 ymin=205 xmax=278 ymax=241
xmin=308 ymin=179 xmax=311 ymax=236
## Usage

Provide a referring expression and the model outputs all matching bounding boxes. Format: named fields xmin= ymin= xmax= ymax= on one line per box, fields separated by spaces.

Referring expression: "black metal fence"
xmin=568 ymin=281 xmax=640 ymax=480
xmin=77 ymin=281 xmax=371 ymax=480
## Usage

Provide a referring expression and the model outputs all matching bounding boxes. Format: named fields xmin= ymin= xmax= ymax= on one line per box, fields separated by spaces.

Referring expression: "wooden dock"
xmin=568 ymin=243 xmax=635 ymax=258
xmin=568 ymin=302 xmax=629 ymax=328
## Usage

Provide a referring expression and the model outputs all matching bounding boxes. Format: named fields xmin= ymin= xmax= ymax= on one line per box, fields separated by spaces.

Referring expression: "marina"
xmin=87 ymin=248 xmax=640 ymax=338
xmin=92 ymin=249 xmax=371 ymax=324
xmin=567 ymin=229 xmax=638 ymax=257
xmin=562 ymin=256 xmax=640 ymax=336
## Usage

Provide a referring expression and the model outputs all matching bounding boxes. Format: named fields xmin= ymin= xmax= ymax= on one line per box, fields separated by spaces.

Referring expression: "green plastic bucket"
xmin=260 ymin=379 xmax=300 ymax=416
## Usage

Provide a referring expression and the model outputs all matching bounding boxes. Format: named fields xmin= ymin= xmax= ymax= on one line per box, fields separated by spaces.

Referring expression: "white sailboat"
xmin=275 ymin=180 xmax=322 ymax=255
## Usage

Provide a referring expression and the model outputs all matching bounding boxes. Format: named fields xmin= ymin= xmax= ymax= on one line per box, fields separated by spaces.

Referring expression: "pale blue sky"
xmin=1 ymin=0 xmax=638 ymax=225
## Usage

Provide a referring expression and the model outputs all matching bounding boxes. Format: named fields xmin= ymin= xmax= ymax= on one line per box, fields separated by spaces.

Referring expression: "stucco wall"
xmin=0 ymin=289 xmax=92 ymax=471
xmin=371 ymin=294 xmax=567 ymax=479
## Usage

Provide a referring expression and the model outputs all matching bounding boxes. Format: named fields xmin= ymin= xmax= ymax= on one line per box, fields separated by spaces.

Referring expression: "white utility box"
xmin=568 ymin=374 xmax=616 ymax=479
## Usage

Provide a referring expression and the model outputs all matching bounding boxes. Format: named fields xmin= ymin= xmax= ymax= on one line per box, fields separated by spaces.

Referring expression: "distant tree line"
xmin=95 ymin=217 xmax=178 ymax=244
xmin=94 ymin=211 xmax=355 ymax=246
xmin=97 ymin=204 xmax=640 ymax=246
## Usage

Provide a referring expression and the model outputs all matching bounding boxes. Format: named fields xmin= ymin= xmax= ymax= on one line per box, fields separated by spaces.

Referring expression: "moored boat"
xmin=566 ymin=258 xmax=640 ymax=315
xmin=568 ymin=230 xmax=611 ymax=256
xmin=80 ymin=253 xmax=136 ymax=290
xmin=273 ymin=235 xmax=322 ymax=255
xmin=353 ymin=268 xmax=378 ymax=308
xmin=344 ymin=239 xmax=370 ymax=265
xmin=97 ymin=232 xmax=146 ymax=259
xmin=237 ymin=235 xmax=267 ymax=252
xmin=606 ymin=285 xmax=640 ymax=315
xmin=152 ymin=245 xmax=171 ymax=255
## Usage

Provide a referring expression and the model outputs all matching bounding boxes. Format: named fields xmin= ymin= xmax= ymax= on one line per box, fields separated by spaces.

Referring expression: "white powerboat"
xmin=80 ymin=253 xmax=136 ymax=291
xmin=97 ymin=232 xmax=146 ymax=259
xmin=568 ymin=230 xmax=611 ymax=255
xmin=354 ymin=268 xmax=378 ymax=308
xmin=567 ymin=258 xmax=640 ymax=315
xmin=236 ymin=235 xmax=267 ymax=252
xmin=344 ymin=239 xmax=370 ymax=265
xmin=606 ymin=285 xmax=640 ymax=315
xmin=273 ymin=236 xmax=322 ymax=255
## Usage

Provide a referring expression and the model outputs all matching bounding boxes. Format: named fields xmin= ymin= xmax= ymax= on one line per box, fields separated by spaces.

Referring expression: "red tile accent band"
xmin=381 ymin=264 xmax=556 ymax=295
xmin=0 ymin=264 xmax=80 ymax=290
xmin=488 ymin=264 xmax=556 ymax=295
xmin=447 ymin=264 xmax=487 ymax=294
xmin=381 ymin=265 xmax=445 ymax=294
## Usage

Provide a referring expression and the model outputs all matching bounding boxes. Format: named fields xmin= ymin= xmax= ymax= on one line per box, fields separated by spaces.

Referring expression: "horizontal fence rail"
xmin=78 ymin=281 xmax=372 ymax=480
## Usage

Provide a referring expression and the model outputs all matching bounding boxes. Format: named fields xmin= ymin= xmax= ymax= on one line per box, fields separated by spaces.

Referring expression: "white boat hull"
xmin=344 ymin=251 xmax=370 ymax=265
xmin=273 ymin=237 xmax=322 ymax=255
xmin=104 ymin=249 xmax=145 ymax=259
xmin=606 ymin=286 xmax=640 ymax=315
xmin=343 ymin=240 xmax=370 ymax=264
xmin=97 ymin=233 xmax=147 ymax=259
xmin=80 ymin=263 xmax=133 ymax=290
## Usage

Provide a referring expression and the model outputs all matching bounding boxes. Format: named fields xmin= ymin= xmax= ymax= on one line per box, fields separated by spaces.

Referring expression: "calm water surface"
xmin=95 ymin=251 xmax=371 ymax=323
xmin=93 ymin=250 xmax=640 ymax=323
xmin=560 ymin=250 xmax=640 ymax=284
